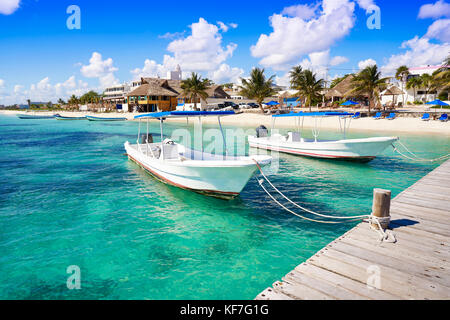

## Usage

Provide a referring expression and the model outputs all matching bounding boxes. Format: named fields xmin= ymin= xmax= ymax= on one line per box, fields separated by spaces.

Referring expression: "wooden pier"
xmin=256 ymin=159 xmax=450 ymax=300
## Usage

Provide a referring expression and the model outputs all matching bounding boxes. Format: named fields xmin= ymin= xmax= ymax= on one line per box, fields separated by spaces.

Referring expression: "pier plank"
xmin=257 ymin=159 xmax=450 ymax=300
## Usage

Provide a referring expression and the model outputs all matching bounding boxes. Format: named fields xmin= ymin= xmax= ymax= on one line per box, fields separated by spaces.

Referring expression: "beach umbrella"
xmin=426 ymin=99 xmax=449 ymax=108
xmin=266 ymin=101 xmax=280 ymax=106
xmin=340 ymin=100 xmax=358 ymax=106
xmin=426 ymin=99 xmax=449 ymax=116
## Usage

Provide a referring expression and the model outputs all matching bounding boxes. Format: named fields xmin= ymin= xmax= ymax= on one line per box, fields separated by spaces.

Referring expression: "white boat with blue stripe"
xmin=248 ymin=112 xmax=398 ymax=162
xmin=124 ymin=111 xmax=272 ymax=199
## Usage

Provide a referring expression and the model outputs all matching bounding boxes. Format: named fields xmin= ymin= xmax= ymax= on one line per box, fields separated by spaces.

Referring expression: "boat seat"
xmin=162 ymin=144 xmax=180 ymax=160
xmin=287 ymin=132 xmax=301 ymax=142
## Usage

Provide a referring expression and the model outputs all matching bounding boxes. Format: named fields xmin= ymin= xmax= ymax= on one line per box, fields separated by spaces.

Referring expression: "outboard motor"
xmin=141 ymin=133 xmax=153 ymax=144
xmin=256 ymin=125 xmax=268 ymax=138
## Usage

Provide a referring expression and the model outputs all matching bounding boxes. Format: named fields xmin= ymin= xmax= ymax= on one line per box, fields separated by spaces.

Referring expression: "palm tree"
xmin=395 ymin=65 xmax=409 ymax=105
xmin=420 ymin=73 xmax=436 ymax=101
xmin=349 ymin=65 xmax=390 ymax=113
xmin=291 ymin=69 xmax=325 ymax=112
xmin=406 ymin=77 xmax=422 ymax=102
xmin=289 ymin=65 xmax=303 ymax=89
xmin=432 ymin=56 xmax=450 ymax=100
xmin=181 ymin=73 xmax=210 ymax=111
xmin=68 ymin=95 xmax=79 ymax=111
xmin=239 ymin=68 xmax=277 ymax=114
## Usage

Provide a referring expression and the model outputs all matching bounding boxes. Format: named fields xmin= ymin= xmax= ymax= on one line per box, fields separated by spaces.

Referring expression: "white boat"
xmin=248 ymin=112 xmax=398 ymax=162
xmin=124 ymin=111 xmax=272 ymax=199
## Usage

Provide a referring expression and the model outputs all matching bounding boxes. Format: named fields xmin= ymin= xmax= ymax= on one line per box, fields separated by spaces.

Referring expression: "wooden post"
xmin=371 ymin=188 xmax=391 ymax=229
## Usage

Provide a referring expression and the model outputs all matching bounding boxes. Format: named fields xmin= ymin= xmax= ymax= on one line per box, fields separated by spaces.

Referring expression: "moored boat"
xmin=248 ymin=112 xmax=398 ymax=162
xmin=86 ymin=115 xmax=127 ymax=121
xmin=54 ymin=115 xmax=86 ymax=120
xmin=124 ymin=111 xmax=272 ymax=199
xmin=17 ymin=114 xmax=56 ymax=119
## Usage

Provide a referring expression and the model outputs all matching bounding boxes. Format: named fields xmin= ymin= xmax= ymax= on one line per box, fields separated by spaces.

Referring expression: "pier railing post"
xmin=371 ymin=188 xmax=391 ymax=229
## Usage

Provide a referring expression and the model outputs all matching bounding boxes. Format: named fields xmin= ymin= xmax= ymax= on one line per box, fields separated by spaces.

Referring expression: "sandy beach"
xmin=2 ymin=109 xmax=450 ymax=135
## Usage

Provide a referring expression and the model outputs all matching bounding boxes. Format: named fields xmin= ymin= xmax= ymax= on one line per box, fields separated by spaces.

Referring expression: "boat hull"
xmin=55 ymin=115 xmax=86 ymax=120
xmin=248 ymin=135 xmax=399 ymax=162
xmin=86 ymin=116 xmax=127 ymax=121
xmin=17 ymin=114 xmax=55 ymax=119
xmin=125 ymin=142 xmax=271 ymax=199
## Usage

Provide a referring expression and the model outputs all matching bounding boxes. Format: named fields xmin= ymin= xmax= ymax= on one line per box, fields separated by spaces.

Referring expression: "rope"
xmin=392 ymin=141 xmax=450 ymax=163
xmin=252 ymin=159 xmax=396 ymax=243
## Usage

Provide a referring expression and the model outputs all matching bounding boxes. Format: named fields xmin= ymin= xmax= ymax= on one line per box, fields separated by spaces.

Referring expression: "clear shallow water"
xmin=0 ymin=114 xmax=448 ymax=299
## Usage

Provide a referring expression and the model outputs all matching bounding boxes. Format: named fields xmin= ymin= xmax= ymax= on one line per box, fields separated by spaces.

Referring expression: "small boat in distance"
xmin=54 ymin=115 xmax=86 ymax=120
xmin=125 ymin=111 xmax=272 ymax=200
xmin=248 ymin=112 xmax=398 ymax=162
xmin=17 ymin=114 xmax=56 ymax=119
xmin=86 ymin=116 xmax=127 ymax=121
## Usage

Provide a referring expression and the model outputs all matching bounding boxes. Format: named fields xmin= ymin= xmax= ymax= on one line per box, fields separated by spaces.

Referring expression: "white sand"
xmin=2 ymin=109 xmax=449 ymax=135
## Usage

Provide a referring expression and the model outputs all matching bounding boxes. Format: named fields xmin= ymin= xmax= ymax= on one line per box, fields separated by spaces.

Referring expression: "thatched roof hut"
xmin=325 ymin=75 xmax=370 ymax=99
xmin=382 ymin=86 xmax=404 ymax=96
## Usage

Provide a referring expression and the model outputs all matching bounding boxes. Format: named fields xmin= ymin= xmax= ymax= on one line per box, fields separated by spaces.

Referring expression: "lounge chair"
xmin=352 ymin=112 xmax=361 ymax=119
xmin=421 ymin=113 xmax=430 ymax=121
xmin=373 ymin=112 xmax=382 ymax=120
xmin=386 ymin=113 xmax=396 ymax=120
xmin=439 ymin=114 xmax=448 ymax=122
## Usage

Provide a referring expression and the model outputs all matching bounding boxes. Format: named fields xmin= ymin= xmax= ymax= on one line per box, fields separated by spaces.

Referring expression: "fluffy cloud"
xmin=381 ymin=36 xmax=450 ymax=75
xmin=166 ymin=18 xmax=237 ymax=72
xmin=217 ymin=21 xmax=238 ymax=32
xmin=425 ymin=19 xmax=450 ymax=41
xmin=0 ymin=0 xmax=20 ymax=15
xmin=0 ymin=76 xmax=90 ymax=105
xmin=358 ymin=58 xmax=377 ymax=69
xmin=0 ymin=79 xmax=5 ymax=88
xmin=251 ymin=0 xmax=356 ymax=70
xmin=418 ymin=0 xmax=450 ymax=19
xmin=80 ymin=52 xmax=119 ymax=88
xmin=209 ymin=64 xmax=244 ymax=84
xmin=132 ymin=18 xmax=242 ymax=83
xmin=355 ymin=0 xmax=376 ymax=11
xmin=275 ymin=49 xmax=348 ymax=86
xmin=281 ymin=3 xmax=319 ymax=19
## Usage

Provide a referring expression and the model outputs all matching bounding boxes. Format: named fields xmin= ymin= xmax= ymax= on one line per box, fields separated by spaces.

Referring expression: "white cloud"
xmin=80 ymin=52 xmax=119 ymax=88
xmin=418 ymin=0 xmax=450 ymax=19
xmin=281 ymin=3 xmax=319 ymax=19
xmin=330 ymin=56 xmax=349 ymax=66
xmin=0 ymin=0 xmax=20 ymax=15
xmin=166 ymin=18 xmax=237 ymax=72
xmin=0 ymin=79 xmax=5 ymax=88
xmin=275 ymin=50 xmax=348 ymax=86
xmin=358 ymin=58 xmax=377 ymax=69
xmin=425 ymin=19 xmax=450 ymax=41
xmin=132 ymin=18 xmax=242 ymax=82
xmin=251 ymin=0 xmax=356 ymax=70
xmin=0 ymin=76 xmax=90 ymax=105
xmin=356 ymin=0 xmax=376 ymax=11
xmin=381 ymin=36 xmax=450 ymax=75
xmin=209 ymin=64 xmax=244 ymax=84
xmin=158 ymin=31 xmax=186 ymax=40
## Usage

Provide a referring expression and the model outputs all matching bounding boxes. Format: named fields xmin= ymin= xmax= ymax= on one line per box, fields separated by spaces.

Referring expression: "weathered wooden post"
xmin=371 ymin=188 xmax=391 ymax=229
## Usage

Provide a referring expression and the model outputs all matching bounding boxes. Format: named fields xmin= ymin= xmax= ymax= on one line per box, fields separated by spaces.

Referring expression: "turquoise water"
xmin=0 ymin=114 xmax=448 ymax=300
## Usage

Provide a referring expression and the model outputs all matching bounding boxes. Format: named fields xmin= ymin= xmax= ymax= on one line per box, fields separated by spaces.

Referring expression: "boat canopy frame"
xmin=134 ymin=111 xmax=236 ymax=161
xmin=270 ymin=112 xmax=355 ymax=141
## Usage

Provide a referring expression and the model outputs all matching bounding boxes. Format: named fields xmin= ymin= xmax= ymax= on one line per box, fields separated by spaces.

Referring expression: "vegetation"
xmin=395 ymin=65 xmax=410 ymax=105
xmin=181 ymin=72 xmax=210 ymax=111
xmin=349 ymin=65 xmax=389 ymax=113
xmin=290 ymin=68 xmax=325 ymax=112
xmin=406 ymin=76 xmax=422 ymax=102
xmin=239 ymin=68 xmax=277 ymax=113
xmin=79 ymin=91 xmax=101 ymax=104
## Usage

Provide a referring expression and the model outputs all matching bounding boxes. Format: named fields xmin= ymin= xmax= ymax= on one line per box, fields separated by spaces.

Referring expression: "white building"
xmin=167 ymin=65 xmax=182 ymax=81
xmin=381 ymin=65 xmax=449 ymax=105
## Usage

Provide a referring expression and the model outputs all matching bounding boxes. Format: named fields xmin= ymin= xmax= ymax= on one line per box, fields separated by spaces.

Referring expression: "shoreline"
xmin=1 ymin=109 xmax=450 ymax=135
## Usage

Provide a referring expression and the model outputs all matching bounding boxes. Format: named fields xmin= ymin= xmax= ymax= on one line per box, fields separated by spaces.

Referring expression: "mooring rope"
xmin=252 ymin=159 xmax=396 ymax=243
xmin=392 ymin=141 xmax=450 ymax=163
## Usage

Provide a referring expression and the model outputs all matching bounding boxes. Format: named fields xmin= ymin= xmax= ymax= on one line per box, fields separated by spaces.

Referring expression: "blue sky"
xmin=0 ymin=0 xmax=449 ymax=104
